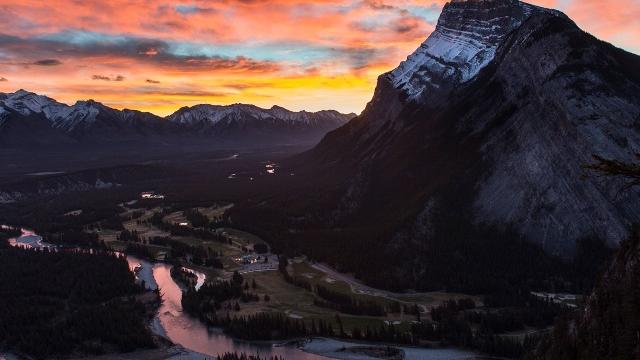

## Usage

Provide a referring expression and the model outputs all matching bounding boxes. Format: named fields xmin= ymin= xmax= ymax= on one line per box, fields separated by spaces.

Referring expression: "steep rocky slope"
xmin=234 ymin=0 xmax=640 ymax=290
xmin=311 ymin=0 xmax=640 ymax=254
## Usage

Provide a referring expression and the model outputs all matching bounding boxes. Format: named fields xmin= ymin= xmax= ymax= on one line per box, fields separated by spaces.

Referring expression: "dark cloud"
xmin=223 ymin=81 xmax=275 ymax=90
xmin=146 ymin=79 xmax=160 ymax=84
xmin=364 ymin=1 xmax=396 ymax=11
xmin=224 ymin=83 xmax=254 ymax=90
xmin=0 ymin=32 xmax=280 ymax=73
xmin=329 ymin=46 xmax=384 ymax=69
xmin=32 ymin=59 xmax=62 ymax=66
xmin=136 ymin=89 xmax=229 ymax=97
xmin=174 ymin=5 xmax=217 ymax=15
xmin=393 ymin=18 xmax=421 ymax=34
xmin=141 ymin=20 xmax=189 ymax=33
xmin=0 ymin=77 xmax=7 ymax=81
xmin=92 ymin=74 xmax=125 ymax=81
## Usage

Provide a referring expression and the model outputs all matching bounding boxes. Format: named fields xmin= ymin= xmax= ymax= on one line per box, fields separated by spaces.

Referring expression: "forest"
xmin=171 ymin=266 xmax=199 ymax=288
xmin=217 ymin=352 xmax=284 ymax=360
xmin=530 ymin=228 xmax=640 ymax=360
xmin=177 ymin=248 xmax=567 ymax=358
xmin=0 ymin=232 xmax=155 ymax=358
xmin=229 ymin=182 xmax=615 ymax=298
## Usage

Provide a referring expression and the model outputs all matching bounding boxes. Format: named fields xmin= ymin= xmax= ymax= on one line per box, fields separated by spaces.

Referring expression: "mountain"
xmin=168 ymin=104 xmax=353 ymax=142
xmin=0 ymin=90 xmax=353 ymax=146
xmin=0 ymin=90 xmax=171 ymax=144
xmin=233 ymin=0 xmax=640 ymax=291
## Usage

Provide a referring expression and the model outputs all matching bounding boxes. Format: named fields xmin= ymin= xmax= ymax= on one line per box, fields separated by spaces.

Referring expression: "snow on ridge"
xmin=0 ymin=90 xmax=109 ymax=131
xmin=0 ymin=89 xmax=60 ymax=116
xmin=388 ymin=0 xmax=548 ymax=98
xmin=168 ymin=103 xmax=349 ymax=127
xmin=0 ymin=89 xmax=352 ymax=133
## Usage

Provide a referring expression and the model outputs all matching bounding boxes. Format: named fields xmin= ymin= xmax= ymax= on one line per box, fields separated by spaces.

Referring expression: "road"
xmin=310 ymin=262 xmax=433 ymax=311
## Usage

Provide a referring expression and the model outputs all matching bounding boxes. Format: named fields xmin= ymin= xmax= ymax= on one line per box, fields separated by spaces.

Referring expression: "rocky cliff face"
xmin=389 ymin=0 xmax=547 ymax=98
xmin=296 ymin=0 xmax=640 ymax=264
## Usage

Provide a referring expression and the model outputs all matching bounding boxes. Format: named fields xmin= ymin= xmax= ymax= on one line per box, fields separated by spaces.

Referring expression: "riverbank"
xmin=118 ymin=255 xmax=485 ymax=360
xmin=300 ymin=338 xmax=479 ymax=360
xmin=80 ymin=345 xmax=213 ymax=360
xmin=3 ymin=228 xmax=482 ymax=360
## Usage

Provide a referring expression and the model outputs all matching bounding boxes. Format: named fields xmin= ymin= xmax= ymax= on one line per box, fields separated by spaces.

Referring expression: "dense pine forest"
xmin=530 ymin=229 xmax=640 ymax=360
xmin=230 ymin=197 xmax=614 ymax=297
xmin=0 ymin=231 xmax=155 ymax=359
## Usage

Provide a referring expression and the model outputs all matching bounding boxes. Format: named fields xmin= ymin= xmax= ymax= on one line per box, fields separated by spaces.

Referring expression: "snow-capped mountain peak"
xmin=388 ymin=0 xmax=555 ymax=99
xmin=48 ymin=100 xmax=102 ymax=131
xmin=167 ymin=103 xmax=353 ymax=128
xmin=0 ymin=89 xmax=60 ymax=116
xmin=0 ymin=90 xmax=353 ymax=143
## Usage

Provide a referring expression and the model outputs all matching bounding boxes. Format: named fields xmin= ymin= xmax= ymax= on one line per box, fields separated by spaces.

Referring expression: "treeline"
xmin=182 ymin=271 xmax=261 ymax=317
xmin=348 ymin=322 xmax=413 ymax=344
xmin=171 ymin=266 xmax=199 ymax=288
xmin=410 ymin=295 xmax=565 ymax=358
xmin=10 ymin=208 xmax=136 ymax=250
xmin=184 ymin=208 xmax=210 ymax=228
xmin=150 ymin=236 xmax=224 ymax=268
xmin=44 ymin=229 xmax=105 ymax=248
xmin=31 ymin=203 xmax=126 ymax=235
xmin=223 ymin=313 xmax=320 ymax=340
xmin=217 ymin=352 xmax=284 ymax=360
xmin=0 ymin=245 xmax=155 ymax=358
xmin=232 ymin=198 xmax=614 ymax=297
xmin=278 ymin=255 xmax=387 ymax=317
xmin=0 ymin=226 xmax=21 ymax=239
xmin=119 ymin=230 xmax=224 ymax=268
xmin=146 ymin=210 xmax=229 ymax=243
xmin=314 ymin=285 xmax=386 ymax=316
xmin=219 ymin=312 xmax=412 ymax=344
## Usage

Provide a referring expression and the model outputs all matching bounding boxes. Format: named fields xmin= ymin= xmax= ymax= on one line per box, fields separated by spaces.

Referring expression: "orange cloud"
xmin=0 ymin=0 xmax=637 ymax=116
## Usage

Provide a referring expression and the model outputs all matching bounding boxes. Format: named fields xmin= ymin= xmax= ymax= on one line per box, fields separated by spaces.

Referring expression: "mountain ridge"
xmin=0 ymin=89 xmax=355 ymax=146
xmin=306 ymin=2 xmax=640 ymax=254
xmin=232 ymin=0 xmax=640 ymax=292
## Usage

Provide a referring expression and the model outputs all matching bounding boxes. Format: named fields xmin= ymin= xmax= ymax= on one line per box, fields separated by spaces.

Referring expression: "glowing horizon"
xmin=0 ymin=0 xmax=637 ymax=117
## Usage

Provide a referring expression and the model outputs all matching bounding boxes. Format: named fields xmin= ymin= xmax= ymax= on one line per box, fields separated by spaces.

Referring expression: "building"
xmin=141 ymin=191 xmax=165 ymax=199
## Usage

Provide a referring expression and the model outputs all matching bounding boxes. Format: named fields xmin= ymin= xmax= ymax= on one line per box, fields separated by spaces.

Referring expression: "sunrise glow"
xmin=0 ymin=0 xmax=637 ymax=116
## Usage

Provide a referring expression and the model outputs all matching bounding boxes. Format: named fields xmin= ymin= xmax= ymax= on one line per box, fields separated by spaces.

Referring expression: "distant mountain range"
xmin=0 ymin=90 xmax=354 ymax=146
xmin=235 ymin=0 xmax=640 ymax=291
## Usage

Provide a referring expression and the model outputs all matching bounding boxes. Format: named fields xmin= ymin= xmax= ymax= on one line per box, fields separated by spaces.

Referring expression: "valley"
xmin=2 ymin=213 xmax=486 ymax=360
xmin=0 ymin=150 xmax=571 ymax=359
xmin=1 ymin=0 xmax=639 ymax=359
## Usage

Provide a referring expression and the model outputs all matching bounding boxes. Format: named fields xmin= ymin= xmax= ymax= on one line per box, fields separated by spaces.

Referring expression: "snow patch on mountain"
xmin=49 ymin=101 xmax=101 ymax=131
xmin=0 ymin=89 xmax=60 ymax=116
xmin=0 ymin=89 xmax=353 ymax=140
xmin=388 ymin=0 xmax=554 ymax=99
xmin=168 ymin=103 xmax=353 ymax=128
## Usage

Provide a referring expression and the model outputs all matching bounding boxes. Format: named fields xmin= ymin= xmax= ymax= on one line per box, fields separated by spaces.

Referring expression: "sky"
xmin=0 ymin=0 xmax=638 ymax=116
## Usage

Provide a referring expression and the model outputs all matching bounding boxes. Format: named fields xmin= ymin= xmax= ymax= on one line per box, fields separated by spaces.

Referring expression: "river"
xmin=7 ymin=228 xmax=480 ymax=360
xmin=6 ymin=227 xmax=53 ymax=249
xmin=126 ymin=258 xmax=480 ymax=360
